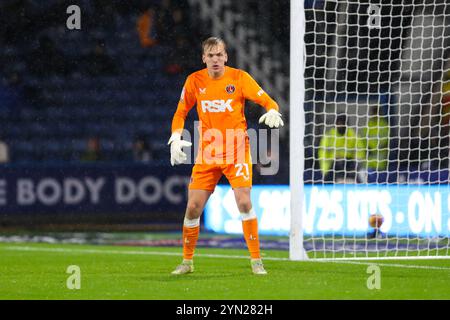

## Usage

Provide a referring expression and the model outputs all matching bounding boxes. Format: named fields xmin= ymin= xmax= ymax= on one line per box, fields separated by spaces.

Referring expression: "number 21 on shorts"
xmin=235 ymin=163 xmax=250 ymax=181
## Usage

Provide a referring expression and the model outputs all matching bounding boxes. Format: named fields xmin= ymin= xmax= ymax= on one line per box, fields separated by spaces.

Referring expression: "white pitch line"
xmin=325 ymin=260 xmax=450 ymax=271
xmin=3 ymin=246 xmax=450 ymax=271
xmin=3 ymin=245 xmax=285 ymax=261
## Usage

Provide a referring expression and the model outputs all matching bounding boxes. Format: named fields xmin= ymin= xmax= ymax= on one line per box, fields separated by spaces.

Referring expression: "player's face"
xmin=202 ymin=43 xmax=228 ymax=78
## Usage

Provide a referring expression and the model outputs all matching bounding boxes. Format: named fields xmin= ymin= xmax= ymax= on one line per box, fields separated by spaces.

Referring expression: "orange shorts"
xmin=189 ymin=151 xmax=253 ymax=191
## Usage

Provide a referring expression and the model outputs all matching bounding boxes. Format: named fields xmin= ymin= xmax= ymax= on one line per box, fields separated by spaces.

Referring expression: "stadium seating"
xmin=1 ymin=10 xmax=185 ymax=164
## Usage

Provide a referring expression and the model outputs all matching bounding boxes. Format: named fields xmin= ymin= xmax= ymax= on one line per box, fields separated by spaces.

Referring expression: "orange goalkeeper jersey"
xmin=171 ymin=66 xmax=279 ymax=163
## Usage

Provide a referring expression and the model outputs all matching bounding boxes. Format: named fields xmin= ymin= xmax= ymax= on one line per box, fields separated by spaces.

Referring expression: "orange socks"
xmin=182 ymin=218 xmax=200 ymax=260
xmin=181 ymin=213 xmax=261 ymax=261
xmin=241 ymin=209 xmax=261 ymax=259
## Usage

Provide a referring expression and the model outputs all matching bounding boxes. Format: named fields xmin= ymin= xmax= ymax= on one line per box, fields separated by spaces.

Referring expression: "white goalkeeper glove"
xmin=168 ymin=132 xmax=192 ymax=166
xmin=258 ymin=109 xmax=284 ymax=128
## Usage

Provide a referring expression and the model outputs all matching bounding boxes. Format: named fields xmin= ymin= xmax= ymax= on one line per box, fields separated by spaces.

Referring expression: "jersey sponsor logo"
xmin=199 ymin=88 xmax=206 ymax=94
xmin=225 ymin=84 xmax=235 ymax=94
xmin=201 ymin=99 xmax=234 ymax=113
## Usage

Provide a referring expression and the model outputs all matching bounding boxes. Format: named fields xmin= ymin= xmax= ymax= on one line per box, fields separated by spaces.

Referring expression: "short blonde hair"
xmin=202 ymin=37 xmax=227 ymax=54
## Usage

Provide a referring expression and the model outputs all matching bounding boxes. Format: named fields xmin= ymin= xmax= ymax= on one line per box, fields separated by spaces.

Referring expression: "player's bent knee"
xmin=186 ymin=201 xmax=203 ymax=217
xmin=236 ymin=200 xmax=252 ymax=213
xmin=235 ymin=192 xmax=252 ymax=213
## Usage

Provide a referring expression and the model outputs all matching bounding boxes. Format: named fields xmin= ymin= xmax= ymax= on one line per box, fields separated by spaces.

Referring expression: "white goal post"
xmin=290 ymin=0 xmax=307 ymax=260
xmin=290 ymin=0 xmax=450 ymax=260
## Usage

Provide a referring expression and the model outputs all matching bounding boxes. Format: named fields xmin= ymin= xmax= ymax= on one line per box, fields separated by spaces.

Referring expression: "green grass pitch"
xmin=1 ymin=242 xmax=450 ymax=300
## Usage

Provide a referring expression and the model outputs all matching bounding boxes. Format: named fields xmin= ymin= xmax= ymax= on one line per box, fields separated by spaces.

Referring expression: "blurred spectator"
xmin=0 ymin=138 xmax=9 ymax=163
xmin=418 ymin=125 xmax=447 ymax=170
xmin=84 ymin=40 xmax=118 ymax=76
xmin=166 ymin=31 xmax=200 ymax=75
xmin=80 ymin=137 xmax=104 ymax=162
xmin=156 ymin=0 xmax=178 ymax=45
xmin=439 ymin=69 xmax=450 ymax=168
xmin=318 ymin=114 xmax=366 ymax=183
xmin=27 ymin=36 xmax=71 ymax=76
xmin=132 ymin=134 xmax=153 ymax=163
xmin=441 ymin=69 xmax=450 ymax=129
xmin=360 ymin=106 xmax=389 ymax=171
xmin=137 ymin=6 xmax=158 ymax=48
xmin=419 ymin=66 xmax=450 ymax=170
xmin=156 ymin=0 xmax=199 ymax=74
xmin=134 ymin=0 xmax=202 ymax=74
xmin=398 ymin=125 xmax=421 ymax=171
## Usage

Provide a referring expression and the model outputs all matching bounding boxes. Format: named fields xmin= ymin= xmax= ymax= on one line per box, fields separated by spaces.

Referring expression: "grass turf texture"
xmin=1 ymin=242 xmax=450 ymax=299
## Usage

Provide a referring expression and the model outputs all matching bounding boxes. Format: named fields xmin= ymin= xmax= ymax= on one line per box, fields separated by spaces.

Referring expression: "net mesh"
xmin=302 ymin=0 xmax=450 ymax=258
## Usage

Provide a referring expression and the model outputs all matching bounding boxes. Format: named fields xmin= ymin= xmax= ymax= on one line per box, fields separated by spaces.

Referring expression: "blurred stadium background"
xmin=2 ymin=0 xmax=450 ymax=300
xmin=1 ymin=0 xmax=450 ymax=239
xmin=0 ymin=0 xmax=289 ymax=233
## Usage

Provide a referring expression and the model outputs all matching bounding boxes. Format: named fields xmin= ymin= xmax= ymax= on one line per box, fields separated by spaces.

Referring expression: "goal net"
xmin=292 ymin=0 xmax=450 ymax=259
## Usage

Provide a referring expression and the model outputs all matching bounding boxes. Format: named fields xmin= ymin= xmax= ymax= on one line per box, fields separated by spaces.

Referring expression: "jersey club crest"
xmin=225 ymin=84 xmax=235 ymax=94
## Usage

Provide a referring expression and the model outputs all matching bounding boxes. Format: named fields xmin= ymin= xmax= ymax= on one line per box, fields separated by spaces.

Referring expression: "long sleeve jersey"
xmin=171 ymin=66 xmax=279 ymax=163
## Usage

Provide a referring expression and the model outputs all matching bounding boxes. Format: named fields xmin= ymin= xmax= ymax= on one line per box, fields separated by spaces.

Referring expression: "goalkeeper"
xmin=168 ymin=37 xmax=283 ymax=275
